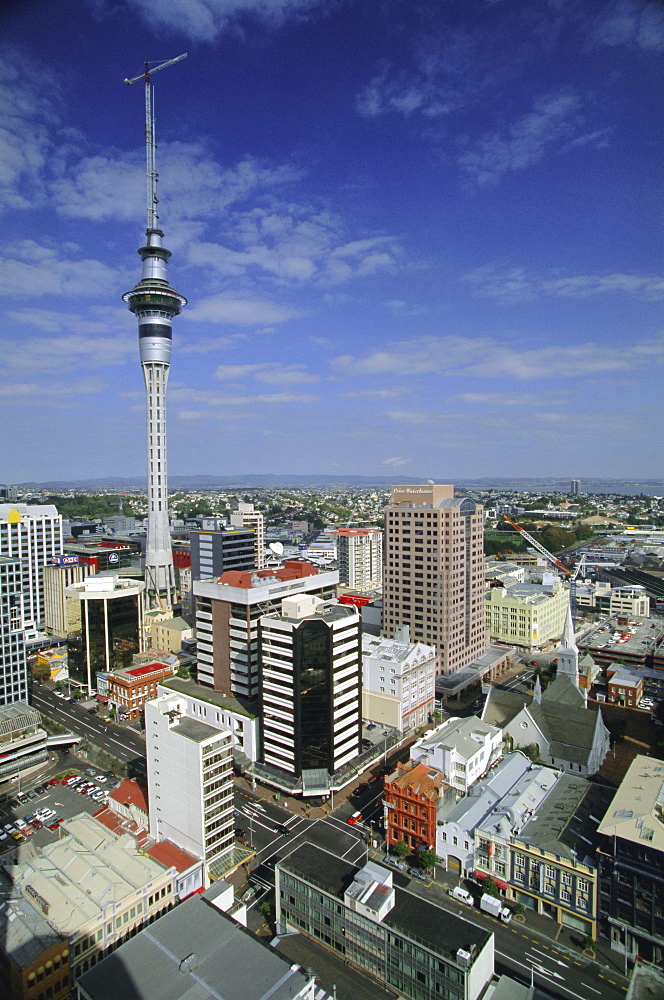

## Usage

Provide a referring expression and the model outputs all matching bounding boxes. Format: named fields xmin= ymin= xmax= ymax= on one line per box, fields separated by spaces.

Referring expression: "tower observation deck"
xmin=123 ymin=55 xmax=187 ymax=608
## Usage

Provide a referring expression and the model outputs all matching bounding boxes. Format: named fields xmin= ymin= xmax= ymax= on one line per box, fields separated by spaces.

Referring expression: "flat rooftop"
xmin=280 ymin=842 xmax=490 ymax=961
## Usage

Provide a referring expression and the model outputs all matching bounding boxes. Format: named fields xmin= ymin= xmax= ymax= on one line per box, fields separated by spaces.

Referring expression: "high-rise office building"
xmin=571 ymin=479 xmax=581 ymax=496
xmin=43 ymin=556 xmax=93 ymax=636
xmin=0 ymin=556 xmax=27 ymax=706
xmin=0 ymin=504 xmax=63 ymax=635
xmin=382 ymin=485 xmax=487 ymax=676
xmin=194 ymin=561 xmax=338 ymax=699
xmin=65 ymin=576 xmax=145 ymax=692
xmin=122 ymin=61 xmax=187 ymax=609
xmin=337 ymin=527 xmax=382 ymax=591
xmin=146 ymin=691 xmax=234 ymax=880
xmin=190 ymin=524 xmax=255 ymax=581
xmin=258 ymin=594 xmax=361 ymax=787
xmin=229 ymin=502 xmax=265 ymax=569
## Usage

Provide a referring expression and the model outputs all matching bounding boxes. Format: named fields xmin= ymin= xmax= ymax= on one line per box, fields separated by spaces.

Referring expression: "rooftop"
xmin=159 ymin=676 xmax=258 ymax=719
xmin=515 ymin=775 xmax=613 ymax=865
xmin=280 ymin=842 xmax=490 ymax=961
xmin=597 ymin=754 xmax=664 ymax=852
xmin=385 ymin=760 xmax=447 ymax=798
xmin=76 ymin=894 xmax=313 ymax=1000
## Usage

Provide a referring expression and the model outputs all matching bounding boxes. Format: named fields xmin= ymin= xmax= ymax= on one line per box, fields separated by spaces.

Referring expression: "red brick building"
xmin=107 ymin=661 xmax=177 ymax=720
xmin=383 ymin=760 xmax=447 ymax=852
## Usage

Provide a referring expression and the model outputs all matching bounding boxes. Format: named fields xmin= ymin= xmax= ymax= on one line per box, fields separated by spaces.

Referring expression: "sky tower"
xmin=123 ymin=54 xmax=187 ymax=608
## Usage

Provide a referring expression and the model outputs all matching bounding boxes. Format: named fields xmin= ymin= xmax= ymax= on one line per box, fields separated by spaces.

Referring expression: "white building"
xmin=361 ymin=628 xmax=436 ymax=733
xmin=146 ymin=691 xmax=234 ymax=880
xmin=0 ymin=504 xmax=63 ymax=635
xmin=410 ymin=716 xmax=503 ymax=794
xmin=485 ymin=575 xmax=569 ymax=651
xmin=609 ymin=586 xmax=650 ymax=617
xmin=229 ymin=502 xmax=265 ymax=569
xmin=337 ymin=527 xmax=383 ymax=591
xmin=0 ymin=555 xmax=27 ymax=706
xmin=258 ymin=595 xmax=361 ymax=791
xmin=156 ymin=676 xmax=259 ymax=762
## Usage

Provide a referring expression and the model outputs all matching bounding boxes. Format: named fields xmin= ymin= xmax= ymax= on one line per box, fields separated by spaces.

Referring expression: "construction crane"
xmin=500 ymin=513 xmax=582 ymax=623
xmin=124 ymin=53 xmax=188 ymax=232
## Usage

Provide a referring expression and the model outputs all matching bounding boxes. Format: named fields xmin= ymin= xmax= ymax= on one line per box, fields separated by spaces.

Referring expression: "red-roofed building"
xmin=384 ymin=760 xmax=448 ymax=853
xmin=107 ymin=660 xmax=177 ymax=719
xmin=194 ymin=560 xmax=338 ymax=697
xmin=146 ymin=841 xmax=205 ymax=900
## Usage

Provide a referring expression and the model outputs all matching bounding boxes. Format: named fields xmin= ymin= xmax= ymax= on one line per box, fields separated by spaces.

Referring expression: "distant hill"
xmin=9 ymin=474 xmax=664 ymax=495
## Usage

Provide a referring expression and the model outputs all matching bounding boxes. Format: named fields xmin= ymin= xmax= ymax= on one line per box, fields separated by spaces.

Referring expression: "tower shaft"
xmin=123 ymin=58 xmax=187 ymax=609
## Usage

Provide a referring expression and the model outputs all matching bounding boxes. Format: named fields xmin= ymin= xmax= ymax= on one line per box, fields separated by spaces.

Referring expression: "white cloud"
xmin=0 ymin=48 xmax=60 ymax=212
xmin=332 ymin=333 xmax=664 ymax=382
xmin=382 ymin=456 xmax=410 ymax=466
xmin=1 ymin=331 xmax=135 ymax=374
xmin=341 ymin=387 xmax=408 ymax=401
xmin=51 ymin=145 xmax=301 ymax=223
xmin=214 ymin=362 xmax=319 ymax=385
xmin=183 ymin=293 xmax=303 ymax=326
xmin=458 ymin=90 xmax=592 ymax=187
xmin=0 ymin=240 xmax=122 ymax=298
xmin=189 ymin=206 xmax=403 ymax=287
xmin=463 ymin=265 xmax=664 ymax=303
xmin=451 ymin=391 xmax=569 ymax=407
xmin=121 ymin=0 xmax=326 ymax=42
xmin=0 ymin=376 xmax=103 ymax=405
xmin=590 ymin=0 xmax=664 ymax=52
xmin=385 ymin=410 xmax=428 ymax=425
xmin=179 ymin=333 xmax=248 ymax=354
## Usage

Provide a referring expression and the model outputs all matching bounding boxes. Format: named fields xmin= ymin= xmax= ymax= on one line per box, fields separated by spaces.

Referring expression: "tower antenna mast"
xmin=125 ymin=53 xmax=187 ymax=232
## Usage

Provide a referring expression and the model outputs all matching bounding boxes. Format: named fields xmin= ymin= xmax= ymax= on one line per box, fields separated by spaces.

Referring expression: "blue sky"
xmin=1 ymin=0 xmax=662 ymax=483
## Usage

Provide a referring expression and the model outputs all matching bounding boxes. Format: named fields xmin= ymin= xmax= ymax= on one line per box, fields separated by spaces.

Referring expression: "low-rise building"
xmin=606 ymin=664 xmax=644 ymax=706
xmin=384 ymin=759 xmax=448 ymax=852
xmin=362 ymin=628 xmax=436 ymax=733
xmin=475 ymin=773 xmax=612 ymax=940
xmin=150 ymin=615 xmax=193 ymax=652
xmin=609 ymin=586 xmax=650 ymax=617
xmin=276 ymin=844 xmax=494 ymax=1000
xmin=77 ymin=893 xmax=316 ymax=1000
xmin=0 ymin=874 xmax=70 ymax=1000
xmin=9 ymin=813 xmax=175 ymax=983
xmin=435 ymin=752 xmax=552 ymax=876
xmin=107 ymin=660 xmax=178 ymax=719
xmin=410 ymin=716 xmax=503 ymax=793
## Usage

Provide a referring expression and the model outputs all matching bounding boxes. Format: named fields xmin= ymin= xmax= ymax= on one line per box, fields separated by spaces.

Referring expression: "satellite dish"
xmin=269 ymin=542 xmax=284 ymax=557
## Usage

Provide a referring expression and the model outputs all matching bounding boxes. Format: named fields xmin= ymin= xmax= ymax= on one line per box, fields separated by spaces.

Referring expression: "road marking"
xmin=581 ymin=985 xmax=601 ymax=994
xmin=530 ymin=947 xmax=568 ymax=967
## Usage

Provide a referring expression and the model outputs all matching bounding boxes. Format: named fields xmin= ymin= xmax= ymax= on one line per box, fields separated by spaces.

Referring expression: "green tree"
xmin=393 ymin=840 xmax=410 ymax=858
xmin=517 ymin=743 xmax=543 ymax=764
xmin=418 ymin=850 xmax=438 ymax=870
xmin=481 ymin=875 xmax=501 ymax=898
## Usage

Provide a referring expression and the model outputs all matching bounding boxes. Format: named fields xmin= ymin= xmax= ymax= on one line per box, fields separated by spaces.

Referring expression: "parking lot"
xmin=0 ymin=770 xmax=122 ymax=854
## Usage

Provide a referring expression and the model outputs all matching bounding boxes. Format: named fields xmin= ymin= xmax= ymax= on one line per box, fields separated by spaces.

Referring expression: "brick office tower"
xmin=382 ymin=485 xmax=487 ymax=676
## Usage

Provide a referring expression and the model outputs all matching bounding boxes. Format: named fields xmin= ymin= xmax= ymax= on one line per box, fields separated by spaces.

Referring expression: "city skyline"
xmin=1 ymin=0 xmax=662 ymax=482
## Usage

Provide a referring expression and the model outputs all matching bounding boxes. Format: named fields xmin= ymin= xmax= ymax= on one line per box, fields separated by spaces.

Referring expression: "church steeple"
xmin=556 ymin=599 xmax=579 ymax=689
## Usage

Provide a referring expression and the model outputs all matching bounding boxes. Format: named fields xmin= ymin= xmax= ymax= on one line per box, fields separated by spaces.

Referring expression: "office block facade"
xmin=229 ymin=502 xmax=265 ymax=569
xmin=190 ymin=524 xmax=255 ymax=581
xmin=337 ymin=527 xmax=383 ymax=591
xmin=259 ymin=595 xmax=361 ymax=785
xmin=277 ymin=844 xmax=494 ymax=1000
xmin=194 ymin=561 xmax=338 ymax=699
xmin=0 ymin=504 xmax=63 ymax=634
xmin=43 ymin=558 xmax=93 ymax=636
xmin=0 ymin=556 xmax=27 ymax=706
xmin=362 ymin=631 xmax=436 ymax=733
xmin=65 ymin=576 xmax=145 ymax=692
xmin=382 ymin=486 xmax=487 ymax=676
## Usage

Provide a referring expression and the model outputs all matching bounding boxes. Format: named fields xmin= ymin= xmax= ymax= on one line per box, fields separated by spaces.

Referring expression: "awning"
xmin=474 ymin=870 xmax=508 ymax=891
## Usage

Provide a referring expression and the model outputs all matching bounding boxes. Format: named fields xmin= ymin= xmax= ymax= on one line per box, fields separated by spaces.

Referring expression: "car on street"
xmin=347 ymin=811 xmax=363 ymax=825
xmin=408 ymin=868 xmax=429 ymax=882
xmin=383 ymin=856 xmax=406 ymax=871
xmin=275 ymin=824 xmax=292 ymax=837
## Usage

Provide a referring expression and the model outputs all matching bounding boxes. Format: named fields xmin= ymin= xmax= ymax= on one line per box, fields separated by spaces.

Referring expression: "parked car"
xmin=347 ymin=811 xmax=362 ymax=825
xmin=408 ymin=867 xmax=429 ymax=882
xmin=383 ymin=855 xmax=406 ymax=871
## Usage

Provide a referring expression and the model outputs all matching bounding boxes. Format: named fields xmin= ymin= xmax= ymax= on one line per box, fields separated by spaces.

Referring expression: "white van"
xmin=450 ymin=886 xmax=474 ymax=906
